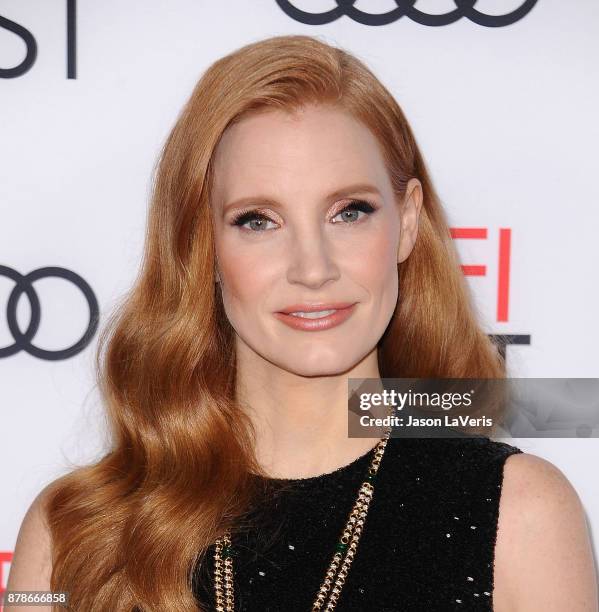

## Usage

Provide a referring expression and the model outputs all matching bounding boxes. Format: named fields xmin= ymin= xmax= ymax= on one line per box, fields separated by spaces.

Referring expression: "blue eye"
xmin=230 ymin=199 xmax=377 ymax=233
xmin=231 ymin=211 xmax=276 ymax=232
xmin=331 ymin=200 xmax=377 ymax=224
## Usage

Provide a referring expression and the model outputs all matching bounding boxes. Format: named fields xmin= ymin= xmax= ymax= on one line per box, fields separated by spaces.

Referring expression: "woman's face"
xmin=211 ymin=103 xmax=421 ymax=377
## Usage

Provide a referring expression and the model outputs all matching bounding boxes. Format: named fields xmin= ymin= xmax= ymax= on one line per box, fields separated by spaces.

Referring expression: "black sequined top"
xmin=193 ymin=434 xmax=523 ymax=611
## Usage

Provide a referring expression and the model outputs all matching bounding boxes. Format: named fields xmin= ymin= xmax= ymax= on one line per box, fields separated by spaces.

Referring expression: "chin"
xmin=282 ymin=355 xmax=359 ymax=378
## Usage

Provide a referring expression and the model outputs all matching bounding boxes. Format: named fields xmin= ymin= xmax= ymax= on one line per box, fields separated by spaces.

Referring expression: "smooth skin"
xmin=210 ymin=102 xmax=414 ymax=478
xmin=7 ymin=104 xmax=598 ymax=611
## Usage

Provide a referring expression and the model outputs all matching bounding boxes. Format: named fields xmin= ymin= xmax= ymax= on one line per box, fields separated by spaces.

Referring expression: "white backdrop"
xmin=1 ymin=0 xmax=598 ymax=595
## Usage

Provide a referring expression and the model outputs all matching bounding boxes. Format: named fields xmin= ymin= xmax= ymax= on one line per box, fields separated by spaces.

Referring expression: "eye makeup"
xmin=229 ymin=199 xmax=378 ymax=232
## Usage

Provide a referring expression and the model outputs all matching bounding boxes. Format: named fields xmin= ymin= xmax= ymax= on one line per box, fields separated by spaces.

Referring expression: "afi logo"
xmin=0 ymin=0 xmax=77 ymax=78
xmin=451 ymin=226 xmax=530 ymax=358
xmin=0 ymin=551 xmax=13 ymax=610
xmin=452 ymin=227 xmax=511 ymax=322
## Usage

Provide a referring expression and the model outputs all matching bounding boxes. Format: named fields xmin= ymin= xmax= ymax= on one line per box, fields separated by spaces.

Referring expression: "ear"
xmin=397 ymin=178 xmax=423 ymax=265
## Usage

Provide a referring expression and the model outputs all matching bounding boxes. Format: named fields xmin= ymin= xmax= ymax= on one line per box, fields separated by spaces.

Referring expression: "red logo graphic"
xmin=0 ymin=552 xmax=14 ymax=612
xmin=451 ymin=227 xmax=511 ymax=322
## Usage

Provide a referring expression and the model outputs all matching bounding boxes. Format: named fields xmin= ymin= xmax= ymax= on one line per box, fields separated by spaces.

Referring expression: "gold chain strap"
xmin=214 ymin=415 xmax=393 ymax=611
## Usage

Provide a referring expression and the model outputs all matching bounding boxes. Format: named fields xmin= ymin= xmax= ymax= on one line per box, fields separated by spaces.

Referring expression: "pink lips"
xmin=274 ymin=302 xmax=357 ymax=332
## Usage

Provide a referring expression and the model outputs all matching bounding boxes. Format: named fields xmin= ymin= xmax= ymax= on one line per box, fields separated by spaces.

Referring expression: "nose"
xmin=286 ymin=225 xmax=340 ymax=289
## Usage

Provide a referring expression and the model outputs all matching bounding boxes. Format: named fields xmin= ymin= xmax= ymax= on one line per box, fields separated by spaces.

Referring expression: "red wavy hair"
xmin=45 ymin=34 xmax=505 ymax=610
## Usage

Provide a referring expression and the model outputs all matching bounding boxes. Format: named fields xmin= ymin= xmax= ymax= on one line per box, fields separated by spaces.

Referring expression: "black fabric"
xmin=193 ymin=434 xmax=523 ymax=611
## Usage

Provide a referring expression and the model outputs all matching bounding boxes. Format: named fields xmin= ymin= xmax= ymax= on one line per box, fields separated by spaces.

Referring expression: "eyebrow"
xmin=222 ymin=183 xmax=383 ymax=214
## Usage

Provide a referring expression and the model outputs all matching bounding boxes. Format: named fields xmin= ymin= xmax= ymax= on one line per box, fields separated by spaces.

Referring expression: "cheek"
xmin=346 ymin=224 xmax=400 ymax=335
xmin=219 ymin=258 xmax=254 ymax=309
xmin=216 ymin=238 xmax=271 ymax=320
xmin=349 ymin=225 xmax=399 ymax=292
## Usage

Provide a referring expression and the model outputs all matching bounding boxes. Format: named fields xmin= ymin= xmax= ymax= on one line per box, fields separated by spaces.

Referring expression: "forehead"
xmin=211 ymin=104 xmax=391 ymax=203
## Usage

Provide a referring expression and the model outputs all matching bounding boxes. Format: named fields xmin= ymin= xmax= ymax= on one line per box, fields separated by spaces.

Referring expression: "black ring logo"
xmin=275 ymin=0 xmax=539 ymax=27
xmin=0 ymin=15 xmax=37 ymax=78
xmin=0 ymin=265 xmax=99 ymax=360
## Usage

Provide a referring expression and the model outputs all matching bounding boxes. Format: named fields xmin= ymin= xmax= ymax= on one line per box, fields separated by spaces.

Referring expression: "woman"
xmin=7 ymin=35 xmax=597 ymax=611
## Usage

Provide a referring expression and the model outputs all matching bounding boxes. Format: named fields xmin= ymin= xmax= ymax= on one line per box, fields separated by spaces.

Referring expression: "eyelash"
xmin=230 ymin=199 xmax=378 ymax=232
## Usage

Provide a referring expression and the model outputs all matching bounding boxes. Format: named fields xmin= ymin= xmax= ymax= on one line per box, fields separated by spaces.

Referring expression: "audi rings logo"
xmin=276 ymin=0 xmax=539 ymax=27
xmin=0 ymin=265 xmax=99 ymax=360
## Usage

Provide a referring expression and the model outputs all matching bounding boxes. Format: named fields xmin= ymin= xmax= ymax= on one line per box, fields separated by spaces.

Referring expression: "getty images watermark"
xmin=348 ymin=378 xmax=599 ymax=439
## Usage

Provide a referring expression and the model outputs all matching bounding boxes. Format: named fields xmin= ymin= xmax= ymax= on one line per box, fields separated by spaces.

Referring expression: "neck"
xmin=235 ymin=343 xmax=385 ymax=480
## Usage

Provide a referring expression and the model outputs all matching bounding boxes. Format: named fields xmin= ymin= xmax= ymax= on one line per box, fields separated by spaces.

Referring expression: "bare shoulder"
xmin=493 ymin=452 xmax=598 ymax=612
xmin=5 ymin=482 xmax=58 ymax=610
